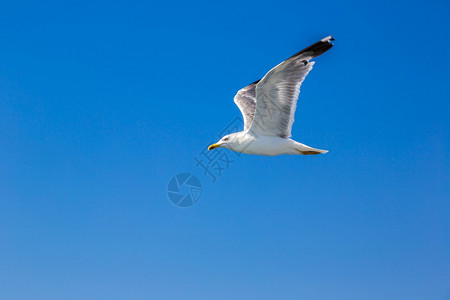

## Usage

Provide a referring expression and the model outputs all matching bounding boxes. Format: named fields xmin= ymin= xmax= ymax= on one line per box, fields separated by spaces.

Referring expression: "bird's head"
xmin=208 ymin=133 xmax=240 ymax=151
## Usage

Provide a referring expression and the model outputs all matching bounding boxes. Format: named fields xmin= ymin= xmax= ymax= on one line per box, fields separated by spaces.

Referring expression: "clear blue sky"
xmin=1 ymin=0 xmax=449 ymax=299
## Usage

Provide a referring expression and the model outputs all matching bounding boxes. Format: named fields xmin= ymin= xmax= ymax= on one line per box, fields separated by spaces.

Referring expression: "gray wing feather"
xmin=250 ymin=59 xmax=314 ymax=138
xmin=233 ymin=81 xmax=258 ymax=130
xmin=236 ymin=36 xmax=333 ymax=137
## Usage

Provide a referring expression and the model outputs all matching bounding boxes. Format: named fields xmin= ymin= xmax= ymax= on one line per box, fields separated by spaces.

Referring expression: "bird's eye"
xmin=223 ymin=137 xmax=229 ymax=141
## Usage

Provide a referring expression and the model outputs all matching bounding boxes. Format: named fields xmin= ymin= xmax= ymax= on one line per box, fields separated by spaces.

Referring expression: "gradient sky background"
xmin=1 ymin=0 xmax=449 ymax=299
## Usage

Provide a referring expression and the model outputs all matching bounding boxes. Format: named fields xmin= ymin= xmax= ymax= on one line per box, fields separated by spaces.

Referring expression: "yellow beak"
xmin=208 ymin=143 xmax=221 ymax=151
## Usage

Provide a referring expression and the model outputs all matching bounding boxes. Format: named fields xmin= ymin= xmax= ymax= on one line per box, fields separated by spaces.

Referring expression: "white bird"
xmin=208 ymin=36 xmax=334 ymax=156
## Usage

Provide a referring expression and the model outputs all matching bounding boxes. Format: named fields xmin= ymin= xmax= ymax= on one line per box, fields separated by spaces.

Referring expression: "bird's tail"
xmin=294 ymin=142 xmax=328 ymax=155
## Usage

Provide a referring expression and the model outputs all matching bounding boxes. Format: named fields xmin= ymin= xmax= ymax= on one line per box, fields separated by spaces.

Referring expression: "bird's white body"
xmin=208 ymin=36 xmax=334 ymax=156
xmin=220 ymin=131 xmax=327 ymax=156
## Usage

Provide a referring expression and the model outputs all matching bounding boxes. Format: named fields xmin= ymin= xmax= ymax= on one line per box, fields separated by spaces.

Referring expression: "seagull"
xmin=208 ymin=36 xmax=334 ymax=156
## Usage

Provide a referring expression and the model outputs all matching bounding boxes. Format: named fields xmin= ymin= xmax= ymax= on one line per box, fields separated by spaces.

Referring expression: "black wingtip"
xmin=249 ymin=36 xmax=334 ymax=87
xmin=251 ymin=79 xmax=261 ymax=85
xmin=288 ymin=35 xmax=335 ymax=60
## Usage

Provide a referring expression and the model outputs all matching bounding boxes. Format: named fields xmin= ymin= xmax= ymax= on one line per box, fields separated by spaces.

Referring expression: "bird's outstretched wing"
xmin=233 ymin=80 xmax=259 ymax=131
xmin=247 ymin=36 xmax=334 ymax=138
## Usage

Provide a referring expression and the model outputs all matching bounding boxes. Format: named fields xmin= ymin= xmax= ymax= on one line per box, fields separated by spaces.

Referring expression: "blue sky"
xmin=1 ymin=0 xmax=449 ymax=299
